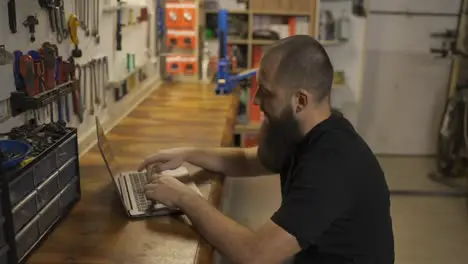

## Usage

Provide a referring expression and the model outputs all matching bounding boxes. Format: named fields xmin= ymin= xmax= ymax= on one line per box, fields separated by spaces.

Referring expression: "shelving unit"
xmin=163 ymin=0 xmax=201 ymax=83
xmin=202 ymin=0 xmax=356 ymax=147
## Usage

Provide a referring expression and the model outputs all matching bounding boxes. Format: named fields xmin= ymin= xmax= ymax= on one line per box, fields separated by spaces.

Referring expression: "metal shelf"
xmin=252 ymin=10 xmax=310 ymax=16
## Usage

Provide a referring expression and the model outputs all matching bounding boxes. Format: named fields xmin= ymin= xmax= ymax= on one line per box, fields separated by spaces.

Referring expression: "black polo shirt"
xmin=271 ymin=112 xmax=395 ymax=264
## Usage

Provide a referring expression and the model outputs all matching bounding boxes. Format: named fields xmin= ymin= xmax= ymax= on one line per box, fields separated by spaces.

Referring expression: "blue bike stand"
xmin=215 ymin=9 xmax=257 ymax=95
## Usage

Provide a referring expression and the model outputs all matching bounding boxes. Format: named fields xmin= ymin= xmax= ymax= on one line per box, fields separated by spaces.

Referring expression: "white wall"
xmin=319 ymin=0 xmax=367 ymax=127
xmin=0 ymin=0 xmax=159 ymax=144
xmin=357 ymin=0 xmax=460 ymax=155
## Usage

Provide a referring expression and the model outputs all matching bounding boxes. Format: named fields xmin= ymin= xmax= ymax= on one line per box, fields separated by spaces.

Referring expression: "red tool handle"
xmin=40 ymin=46 xmax=56 ymax=90
xmin=19 ymin=55 xmax=36 ymax=96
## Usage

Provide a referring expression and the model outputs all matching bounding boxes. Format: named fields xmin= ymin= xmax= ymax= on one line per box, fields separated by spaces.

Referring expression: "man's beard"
xmin=257 ymin=107 xmax=302 ymax=173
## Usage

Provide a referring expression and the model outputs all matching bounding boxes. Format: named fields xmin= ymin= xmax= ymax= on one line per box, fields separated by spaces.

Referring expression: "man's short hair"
xmin=260 ymin=35 xmax=334 ymax=102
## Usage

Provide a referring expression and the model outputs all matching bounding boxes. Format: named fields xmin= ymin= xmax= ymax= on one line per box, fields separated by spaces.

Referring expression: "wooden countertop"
xmin=28 ymin=83 xmax=239 ymax=264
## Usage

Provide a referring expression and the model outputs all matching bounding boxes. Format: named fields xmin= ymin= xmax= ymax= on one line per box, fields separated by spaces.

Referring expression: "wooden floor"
xmin=28 ymin=83 xmax=238 ymax=264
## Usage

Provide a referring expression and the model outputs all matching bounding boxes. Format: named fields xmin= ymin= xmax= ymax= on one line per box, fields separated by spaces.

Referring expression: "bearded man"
xmin=139 ymin=35 xmax=395 ymax=264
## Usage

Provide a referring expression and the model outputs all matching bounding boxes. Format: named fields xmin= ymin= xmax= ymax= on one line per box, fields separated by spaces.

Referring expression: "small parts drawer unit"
xmin=1 ymin=127 xmax=81 ymax=264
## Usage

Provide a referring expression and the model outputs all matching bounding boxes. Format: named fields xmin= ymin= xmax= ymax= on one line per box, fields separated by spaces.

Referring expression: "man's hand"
xmin=137 ymin=147 xmax=195 ymax=173
xmin=144 ymin=175 xmax=199 ymax=208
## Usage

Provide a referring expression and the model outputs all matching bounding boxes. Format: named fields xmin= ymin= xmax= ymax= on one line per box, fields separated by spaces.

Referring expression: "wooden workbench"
xmin=27 ymin=83 xmax=238 ymax=264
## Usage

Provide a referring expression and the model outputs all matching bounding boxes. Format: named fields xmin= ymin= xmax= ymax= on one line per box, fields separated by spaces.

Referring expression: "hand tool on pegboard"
xmin=81 ymin=63 xmax=88 ymax=111
xmin=13 ymin=51 xmax=28 ymax=120
xmin=92 ymin=59 xmax=101 ymax=106
xmin=57 ymin=56 xmax=70 ymax=122
xmin=68 ymin=14 xmax=82 ymax=58
xmin=88 ymin=60 xmax=95 ymax=115
xmin=102 ymin=56 xmax=109 ymax=108
xmin=92 ymin=0 xmax=100 ymax=44
xmin=52 ymin=1 xmax=64 ymax=43
xmin=96 ymin=58 xmax=102 ymax=106
xmin=23 ymin=15 xmax=39 ymax=43
xmin=0 ymin=45 xmax=14 ymax=65
xmin=75 ymin=64 xmax=84 ymax=110
xmin=116 ymin=0 xmax=123 ymax=51
xmin=8 ymin=0 xmax=17 ymax=33
xmin=28 ymin=50 xmax=47 ymax=122
xmin=19 ymin=54 xmax=39 ymax=120
xmin=41 ymin=44 xmax=59 ymax=122
xmin=13 ymin=51 xmax=24 ymax=92
xmin=38 ymin=0 xmax=56 ymax=33
xmin=85 ymin=0 xmax=90 ymax=36
xmin=68 ymin=57 xmax=83 ymax=122
xmin=52 ymin=42 xmax=70 ymax=123
xmin=57 ymin=0 xmax=69 ymax=39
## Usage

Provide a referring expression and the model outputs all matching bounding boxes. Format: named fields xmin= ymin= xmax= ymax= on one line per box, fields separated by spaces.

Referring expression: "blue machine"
xmin=215 ymin=9 xmax=257 ymax=94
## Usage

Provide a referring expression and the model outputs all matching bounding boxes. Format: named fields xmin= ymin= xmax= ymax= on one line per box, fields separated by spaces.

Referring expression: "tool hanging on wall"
xmin=85 ymin=0 xmax=90 ymax=36
xmin=38 ymin=0 xmax=56 ymax=33
xmin=92 ymin=59 xmax=101 ymax=106
xmin=81 ymin=64 xmax=88 ymax=111
xmin=102 ymin=56 xmax=109 ymax=108
xmin=58 ymin=57 xmax=71 ymax=122
xmin=51 ymin=1 xmax=64 ymax=43
xmin=42 ymin=45 xmax=60 ymax=122
xmin=19 ymin=55 xmax=38 ymax=120
xmin=88 ymin=60 xmax=95 ymax=115
xmin=0 ymin=46 xmax=14 ymax=65
xmin=92 ymin=0 xmax=100 ymax=43
xmin=116 ymin=0 xmax=123 ymax=50
xmin=352 ymin=0 xmax=366 ymax=17
xmin=58 ymin=0 xmax=69 ymax=39
xmin=68 ymin=58 xmax=83 ymax=122
xmin=28 ymin=49 xmax=47 ymax=121
xmin=68 ymin=14 xmax=82 ymax=58
xmin=23 ymin=15 xmax=39 ymax=43
xmin=8 ymin=0 xmax=17 ymax=33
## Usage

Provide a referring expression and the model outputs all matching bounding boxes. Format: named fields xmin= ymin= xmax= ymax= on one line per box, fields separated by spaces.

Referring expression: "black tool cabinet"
xmin=0 ymin=128 xmax=81 ymax=264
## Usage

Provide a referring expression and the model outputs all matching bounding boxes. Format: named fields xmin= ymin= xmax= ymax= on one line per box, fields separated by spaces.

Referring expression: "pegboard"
xmin=0 ymin=0 xmax=160 ymax=137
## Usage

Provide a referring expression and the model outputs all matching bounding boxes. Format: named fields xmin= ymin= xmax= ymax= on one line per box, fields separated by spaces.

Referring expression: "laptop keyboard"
xmin=129 ymin=172 xmax=152 ymax=211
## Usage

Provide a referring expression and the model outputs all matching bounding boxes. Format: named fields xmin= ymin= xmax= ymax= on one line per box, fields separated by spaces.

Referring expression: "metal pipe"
xmin=369 ymin=10 xmax=458 ymax=17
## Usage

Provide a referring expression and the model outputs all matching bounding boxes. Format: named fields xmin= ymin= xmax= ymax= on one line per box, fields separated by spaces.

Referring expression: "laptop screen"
xmin=95 ymin=117 xmax=122 ymax=187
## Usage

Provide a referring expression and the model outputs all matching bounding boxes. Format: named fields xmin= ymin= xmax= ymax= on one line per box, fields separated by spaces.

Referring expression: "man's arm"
xmin=184 ymin=147 xmax=272 ymax=177
xmin=179 ymin=193 xmax=301 ymax=264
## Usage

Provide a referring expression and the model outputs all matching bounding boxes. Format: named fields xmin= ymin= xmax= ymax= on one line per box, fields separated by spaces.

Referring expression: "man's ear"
xmin=293 ymin=90 xmax=309 ymax=113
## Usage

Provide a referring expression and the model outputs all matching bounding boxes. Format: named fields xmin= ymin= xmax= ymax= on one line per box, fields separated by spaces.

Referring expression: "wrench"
xmin=75 ymin=64 xmax=83 ymax=109
xmin=53 ymin=4 xmax=63 ymax=43
xmin=92 ymin=59 xmax=101 ymax=105
xmin=58 ymin=0 xmax=68 ymax=39
xmin=85 ymin=0 xmax=90 ymax=36
xmin=77 ymin=0 xmax=85 ymax=31
xmin=102 ymin=56 xmax=109 ymax=108
xmin=82 ymin=63 xmax=88 ymax=110
xmin=92 ymin=0 xmax=100 ymax=44
xmin=88 ymin=61 xmax=95 ymax=115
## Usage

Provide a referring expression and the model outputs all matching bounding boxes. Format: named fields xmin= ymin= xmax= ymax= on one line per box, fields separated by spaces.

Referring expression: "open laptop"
xmin=95 ymin=116 xmax=200 ymax=218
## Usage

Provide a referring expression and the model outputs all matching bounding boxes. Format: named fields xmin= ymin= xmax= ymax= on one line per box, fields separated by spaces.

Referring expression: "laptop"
xmin=95 ymin=116 xmax=201 ymax=218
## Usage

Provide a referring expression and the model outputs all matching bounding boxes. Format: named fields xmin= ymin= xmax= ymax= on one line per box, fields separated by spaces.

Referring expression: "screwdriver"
xmin=19 ymin=55 xmax=38 ymax=120
xmin=68 ymin=14 xmax=82 ymax=58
